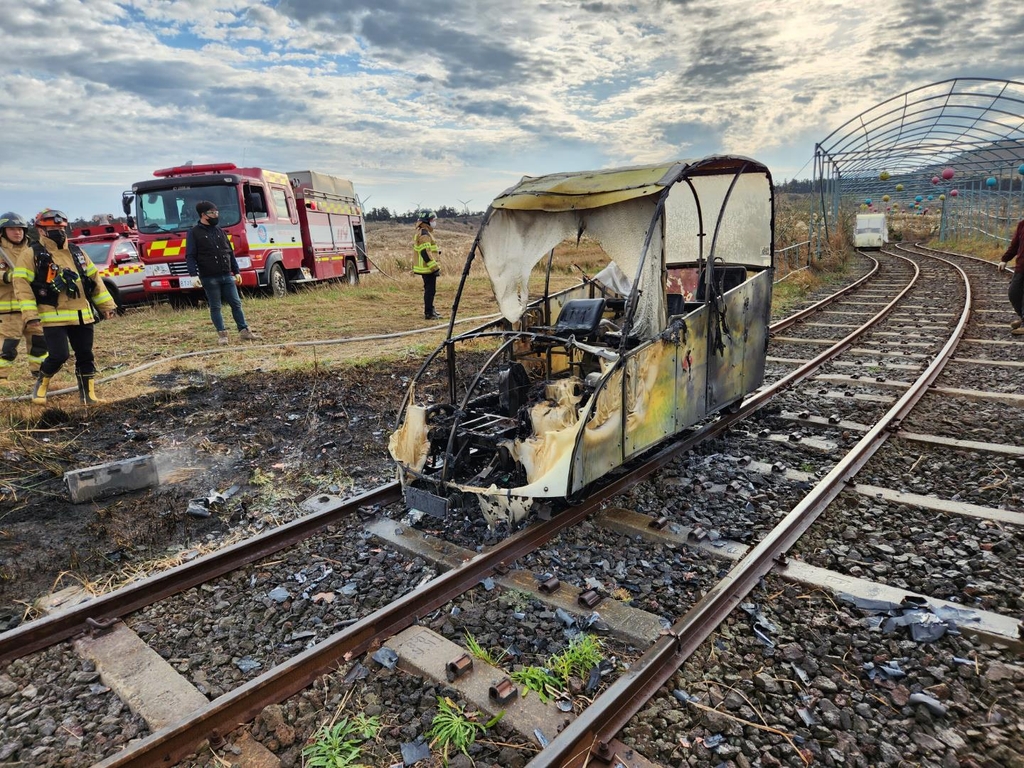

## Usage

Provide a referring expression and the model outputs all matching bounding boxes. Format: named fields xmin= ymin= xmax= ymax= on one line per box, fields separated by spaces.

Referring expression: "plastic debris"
xmin=450 ymin=606 xmax=462 ymax=617
xmin=586 ymin=665 xmax=601 ymax=693
xmin=534 ymin=728 xmax=550 ymax=747
xmin=235 ymin=657 xmax=261 ymax=673
xmin=909 ymin=693 xmax=947 ymax=716
xmin=372 ymin=647 xmax=399 ymax=669
xmin=584 ymin=612 xmax=611 ymax=633
xmin=840 ymin=593 xmax=972 ymax=643
xmin=703 ymin=734 xmax=724 ymax=748
xmin=672 ymin=689 xmax=700 ymax=704
xmin=343 ymin=663 xmax=370 ymax=683
xmin=797 ymin=707 xmax=817 ymax=726
xmin=555 ymin=608 xmax=576 ymax=627
xmin=512 ymin=611 xmax=526 ymax=620
xmin=791 ymin=664 xmax=811 ymax=685
xmin=267 ymin=587 xmax=291 ymax=604
xmin=400 ymin=739 xmax=431 ymax=765
xmin=340 ymin=582 xmax=358 ymax=597
xmin=556 ymin=699 xmax=574 ymax=712
xmin=884 ymin=610 xmax=951 ymax=642
xmin=480 ymin=577 xmax=495 ymax=591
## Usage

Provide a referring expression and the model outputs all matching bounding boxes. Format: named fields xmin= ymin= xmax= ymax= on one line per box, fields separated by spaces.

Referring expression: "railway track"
xmin=3 ymin=248 xmax=1022 ymax=768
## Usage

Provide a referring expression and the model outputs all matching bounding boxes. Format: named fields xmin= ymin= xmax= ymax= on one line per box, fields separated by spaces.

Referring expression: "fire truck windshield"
xmin=78 ymin=243 xmax=112 ymax=266
xmin=136 ymin=186 xmax=241 ymax=233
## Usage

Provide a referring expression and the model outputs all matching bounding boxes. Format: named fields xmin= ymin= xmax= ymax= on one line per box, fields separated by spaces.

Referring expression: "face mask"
xmin=206 ymin=215 xmax=219 ymax=225
xmin=45 ymin=229 xmax=67 ymax=248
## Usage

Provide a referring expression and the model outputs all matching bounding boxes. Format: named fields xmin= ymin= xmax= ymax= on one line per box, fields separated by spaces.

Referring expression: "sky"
xmin=0 ymin=0 xmax=1022 ymax=221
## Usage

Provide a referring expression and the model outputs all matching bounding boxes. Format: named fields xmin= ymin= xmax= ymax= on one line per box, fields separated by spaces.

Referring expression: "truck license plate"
xmin=179 ymin=276 xmax=196 ymax=289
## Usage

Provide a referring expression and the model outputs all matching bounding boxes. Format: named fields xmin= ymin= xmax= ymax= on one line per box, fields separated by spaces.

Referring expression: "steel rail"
xmin=527 ymin=251 xmax=972 ymax=768
xmin=0 ymin=483 xmax=402 ymax=665
xmin=768 ymin=253 xmax=879 ymax=333
xmin=90 ymin=254 xmax=919 ymax=768
xmin=0 ymin=254 xmax=882 ymax=667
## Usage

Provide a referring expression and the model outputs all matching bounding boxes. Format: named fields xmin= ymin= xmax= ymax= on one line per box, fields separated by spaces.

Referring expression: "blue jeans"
xmin=202 ymin=275 xmax=248 ymax=333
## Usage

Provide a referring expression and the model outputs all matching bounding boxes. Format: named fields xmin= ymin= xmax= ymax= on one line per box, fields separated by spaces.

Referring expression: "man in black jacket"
xmin=185 ymin=201 xmax=260 ymax=345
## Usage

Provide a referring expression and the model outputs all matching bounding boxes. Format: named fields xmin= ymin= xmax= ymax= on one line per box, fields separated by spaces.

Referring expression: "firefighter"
xmin=0 ymin=212 xmax=47 ymax=383
xmin=413 ymin=210 xmax=442 ymax=320
xmin=11 ymin=209 xmax=117 ymax=405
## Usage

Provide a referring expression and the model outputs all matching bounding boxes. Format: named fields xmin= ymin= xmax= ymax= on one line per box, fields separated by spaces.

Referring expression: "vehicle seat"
xmin=553 ymin=298 xmax=606 ymax=337
xmin=695 ymin=266 xmax=747 ymax=300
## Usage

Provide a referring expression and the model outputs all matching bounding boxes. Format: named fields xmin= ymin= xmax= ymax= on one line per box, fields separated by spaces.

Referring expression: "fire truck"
xmin=69 ymin=222 xmax=146 ymax=306
xmin=122 ymin=163 xmax=369 ymax=301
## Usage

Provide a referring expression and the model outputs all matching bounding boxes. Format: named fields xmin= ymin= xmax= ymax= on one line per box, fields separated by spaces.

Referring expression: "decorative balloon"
xmin=927 ymin=195 xmax=933 ymax=200
xmin=950 ymin=189 xmax=959 ymax=197
xmin=879 ymin=171 xmax=890 ymax=181
xmin=915 ymin=195 xmax=923 ymax=202
xmin=939 ymin=194 xmax=945 ymax=201
xmin=931 ymin=176 xmax=940 ymax=185
xmin=882 ymin=194 xmax=890 ymax=202
xmin=865 ymin=198 xmax=872 ymax=205
xmin=1018 ymin=163 xmax=1024 ymax=176
xmin=895 ymin=183 xmax=904 ymax=191
xmin=942 ymin=168 xmax=955 ymax=180
xmin=986 ymin=177 xmax=998 ymax=188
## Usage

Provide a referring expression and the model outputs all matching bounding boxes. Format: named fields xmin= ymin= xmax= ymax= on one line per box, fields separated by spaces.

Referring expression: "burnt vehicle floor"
xmin=0 ymin=362 xmax=415 ymax=625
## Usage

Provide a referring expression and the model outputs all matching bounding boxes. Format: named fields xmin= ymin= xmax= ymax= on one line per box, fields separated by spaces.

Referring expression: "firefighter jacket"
xmin=185 ymin=223 xmax=240 ymax=277
xmin=0 ymin=236 xmax=32 ymax=316
xmin=412 ymin=223 xmax=440 ymax=275
xmin=12 ymin=237 xmax=116 ymax=327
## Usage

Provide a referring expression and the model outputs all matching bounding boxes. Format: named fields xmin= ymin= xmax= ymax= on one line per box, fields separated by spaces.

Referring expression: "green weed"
xmin=510 ymin=666 xmax=562 ymax=702
xmin=548 ymin=634 xmax=604 ymax=685
xmin=427 ymin=696 xmax=503 ymax=765
xmin=464 ymin=631 xmax=504 ymax=667
xmin=301 ymin=714 xmax=380 ymax=767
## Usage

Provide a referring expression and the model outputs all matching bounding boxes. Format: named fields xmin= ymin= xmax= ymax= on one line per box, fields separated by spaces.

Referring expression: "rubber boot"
xmin=31 ymin=375 xmax=51 ymax=405
xmin=217 ymin=331 xmax=229 ymax=346
xmin=77 ymin=373 xmax=105 ymax=405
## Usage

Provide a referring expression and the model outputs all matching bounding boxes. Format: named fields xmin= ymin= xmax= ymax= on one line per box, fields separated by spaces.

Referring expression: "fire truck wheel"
xmin=267 ymin=263 xmax=287 ymax=298
xmin=345 ymin=260 xmax=360 ymax=286
xmin=104 ymin=281 xmax=120 ymax=307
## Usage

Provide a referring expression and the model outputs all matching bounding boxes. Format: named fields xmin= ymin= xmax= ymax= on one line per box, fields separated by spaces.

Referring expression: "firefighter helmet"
xmin=0 ymin=212 xmax=29 ymax=230
xmin=0 ymin=214 xmax=29 ymax=234
xmin=418 ymin=209 xmax=437 ymax=223
xmin=33 ymin=208 xmax=69 ymax=229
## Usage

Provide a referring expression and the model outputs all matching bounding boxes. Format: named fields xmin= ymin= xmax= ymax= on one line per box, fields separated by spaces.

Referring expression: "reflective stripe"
xmin=38 ymin=308 xmax=95 ymax=324
xmin=0 ymin=301 xmax=16 ymax=312
xmin=101 ymin=264 xmax=144 ymax=276
xmin=17 ymin=299 xmax=38 ymax=312
xmin=27 ymin=352 xmax=47 ymax=365
xmin=91 ymin=288 xmax=114 ymax=305
xmin=0 ymin=359 xmax=12 ymax=370
xmin=12 ymin=266 xmax=34 ymax=281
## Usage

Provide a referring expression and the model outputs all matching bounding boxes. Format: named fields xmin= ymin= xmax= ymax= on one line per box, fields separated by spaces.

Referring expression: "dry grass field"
xmin=0 ymin=207 xmax=841 ymax=425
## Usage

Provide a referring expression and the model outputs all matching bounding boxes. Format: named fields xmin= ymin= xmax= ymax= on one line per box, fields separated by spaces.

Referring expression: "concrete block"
xmin=74 ymin=622 xmax=209 ymax=730
xmin=390 ymin=626 xmax=574 ymax=746
xmin=64 ymin=454 xmax=159 ymax=503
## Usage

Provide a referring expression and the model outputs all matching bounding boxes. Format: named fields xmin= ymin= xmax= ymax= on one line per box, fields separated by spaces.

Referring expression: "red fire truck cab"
xmin=123 ymin=163 xmax=369 ymax=300
xmin=69 ymin=223 xmax=145 ymax=307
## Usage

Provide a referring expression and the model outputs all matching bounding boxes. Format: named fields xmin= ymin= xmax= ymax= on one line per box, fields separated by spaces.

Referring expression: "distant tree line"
xmin=364 ymin=205 xmax=483 ymax=222
xmin=777 ymin=178 xmax=815 ymax=194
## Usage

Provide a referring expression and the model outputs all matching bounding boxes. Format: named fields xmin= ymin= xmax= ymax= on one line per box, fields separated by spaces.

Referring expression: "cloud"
xmin=0 ymin=0 xmax=1022 ymax=219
